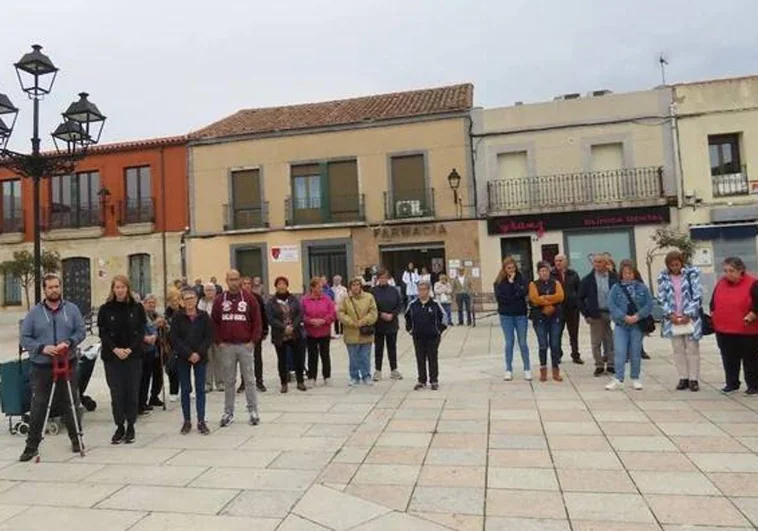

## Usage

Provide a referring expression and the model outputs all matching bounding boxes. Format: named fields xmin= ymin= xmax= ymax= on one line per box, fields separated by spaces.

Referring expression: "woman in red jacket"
xmin=302 ymin=277 xmax=337 ymax=387
xmin=711 ymin=257 xmax=758 ymax=395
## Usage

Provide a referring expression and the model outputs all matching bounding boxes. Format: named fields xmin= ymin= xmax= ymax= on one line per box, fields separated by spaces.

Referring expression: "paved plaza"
xmin=0 ymin=314 xmax=757 ymax=529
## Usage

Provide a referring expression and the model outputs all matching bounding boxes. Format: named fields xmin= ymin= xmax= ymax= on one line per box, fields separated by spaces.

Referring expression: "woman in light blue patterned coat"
xmin=657 ymin=250 xmax=703 ymax=392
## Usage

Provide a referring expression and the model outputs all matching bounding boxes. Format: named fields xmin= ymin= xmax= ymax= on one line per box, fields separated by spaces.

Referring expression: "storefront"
xmin=479 ymin=206 xmax=672 ymax=287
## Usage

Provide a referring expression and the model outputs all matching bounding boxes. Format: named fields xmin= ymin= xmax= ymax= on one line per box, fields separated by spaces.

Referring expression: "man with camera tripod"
xmin=18 ymin=274 xmax=86 ymax=462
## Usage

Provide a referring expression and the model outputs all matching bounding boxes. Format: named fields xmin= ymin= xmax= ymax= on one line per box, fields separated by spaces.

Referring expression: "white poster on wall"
xmin=271 ymin=245 xmax=299 ymax=262
xmin=692 ymin=248 xmax=713 ymax=267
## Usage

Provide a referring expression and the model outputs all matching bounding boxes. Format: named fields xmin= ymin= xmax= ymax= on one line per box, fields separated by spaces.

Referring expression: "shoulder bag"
xmin=350 ymin=297 xmax=375 ymax=336
xmin=620 ymin=285 xmax=656 ymax=334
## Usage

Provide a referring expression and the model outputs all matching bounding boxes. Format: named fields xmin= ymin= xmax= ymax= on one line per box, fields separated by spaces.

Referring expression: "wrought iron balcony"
xmin=45 ymin=203 xmax=102 ymax=230
xmin=712 ymin=167 xmax=749 ymax=197
xmin=120 ymin=197 xmax=155 ymax=225
xmin=0 ymin=212 xmax=23 ymax=234
xmin=223 ymin=202 xmax=270 ymax=230
xmin=285 ymin=194 xmax=365 ymax=226
xmin=487 ymin=166 xmax=664 ymax=213
xmin=383 ymin=188 xmax=435 ymax=220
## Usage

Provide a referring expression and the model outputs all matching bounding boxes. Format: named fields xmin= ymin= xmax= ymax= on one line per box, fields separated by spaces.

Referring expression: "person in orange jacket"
xmin=528 ymin=262 xmax=565 ymax=382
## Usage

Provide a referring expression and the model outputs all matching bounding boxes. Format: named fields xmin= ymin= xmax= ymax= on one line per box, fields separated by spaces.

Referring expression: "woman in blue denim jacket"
xmin=606 ymin=260 xmax=653 ymax=391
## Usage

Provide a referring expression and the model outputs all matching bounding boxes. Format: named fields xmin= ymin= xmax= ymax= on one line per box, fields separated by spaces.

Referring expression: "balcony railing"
xmin=45 ymin=203 xmax=102 ymax=230
xmin=0 ymin=213 xmax=23 ymax=234
xmin=383 ymin=188 xmax=435 ymax=220
xmin=120 ymin=197 xmax=155 ymax=225
xmin=223 ymin=202 xmax=270 ymax=230
xmin=487 ymin=166 xmax=664 ymax=213
xmin=712 ymin=167 xmax=749 ymax=197
xmin=285 ymin=194 xmax=365 ymax=226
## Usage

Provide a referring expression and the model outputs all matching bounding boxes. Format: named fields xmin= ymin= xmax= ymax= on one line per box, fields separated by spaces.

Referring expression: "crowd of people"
xmin=15 ymin=250 xmax=758 ymax=461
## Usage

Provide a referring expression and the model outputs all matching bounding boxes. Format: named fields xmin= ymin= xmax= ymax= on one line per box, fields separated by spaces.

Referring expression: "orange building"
xmin=0 ymin=136 xmax=187 ymax=312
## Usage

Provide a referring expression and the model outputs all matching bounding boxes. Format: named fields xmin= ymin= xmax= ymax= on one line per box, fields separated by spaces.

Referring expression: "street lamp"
xmin=447 ymin=167 xmax=462 ymax=209
xmin=0 ymin=44 xmax=106 ymax=304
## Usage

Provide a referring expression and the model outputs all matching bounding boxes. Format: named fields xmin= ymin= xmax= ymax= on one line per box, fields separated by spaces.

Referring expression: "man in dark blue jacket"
xmin=405 ymin=281 xmax=447 ymax=391
xmin=19 ymin=274 xmax=86 ymax=462
xmin=373 ymin=269 xmax=404 ymax=381
xmin=552 ymin=255 xmax=583 ymax=365
xmin=578 ymin=253 xmax=618 ymax=376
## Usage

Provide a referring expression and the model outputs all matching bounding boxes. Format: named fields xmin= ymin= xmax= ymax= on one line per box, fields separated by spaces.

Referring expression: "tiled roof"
xmin=85 ymin=135 xmax=186 ymax=154
xmin=190 ymin=83 xmax=474 ymax=141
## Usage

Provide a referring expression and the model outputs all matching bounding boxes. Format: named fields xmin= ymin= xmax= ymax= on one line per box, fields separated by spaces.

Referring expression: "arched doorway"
xmin=62 ymin=257 xmax=92 ymax=316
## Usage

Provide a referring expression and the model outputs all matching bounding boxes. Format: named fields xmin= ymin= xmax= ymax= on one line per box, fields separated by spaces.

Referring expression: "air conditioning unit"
xmin=395 ymin=200 xmax=422 ymax=218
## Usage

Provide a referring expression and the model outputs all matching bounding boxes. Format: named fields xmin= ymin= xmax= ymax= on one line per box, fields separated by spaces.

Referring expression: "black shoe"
xmin=81 ymin=396 xmax=97 ymax=412
xmin=148 ymin=396 xmax=164 ymax=407
xmin=641 ymin=351 xmax=651 ymax=360
xmin=431 ymin=383 xmax=439 ymax=391
xmin=181 ymin=421 xmax=192 ymax=435
xmin=71 ymin=438 xmax=82 ymax=454
xmin=296 ymin=382 xmax=307 ymax=392
xmin=689 ymin=380 xmax=700 ymax=392
xmin=256 ymin=381 xmax=267 ymax=392
xmin=19 ymin=446 xmax=38 ymax=462
xmin=414 ymin=382 xmax=426 ymax=390
xmin=198 ymin=421 xmax=210 ymax=435
xmin=572 ymin=355 xmax=584 ymax=365
xmin=606 ymin=366 xmax=616 ymax=375
xmin=237 ymin=382 xmax=245 ymax=394
xmin=746 ymin=387 xmax=758 ymax=396
xmin=593 ymin=367 xmax=605 ymax=377
xmin=124 ymin=424 xmax=135 ymax=444
xmin=111 ymin=425 xmax=126 ymax=445
xmin=721 ymin=385 xmax=740 ymax=394
xmin=676 ymin=379 xmax=690 ymax=391
xmin=138 ymin=407 xmax=151 ymax=416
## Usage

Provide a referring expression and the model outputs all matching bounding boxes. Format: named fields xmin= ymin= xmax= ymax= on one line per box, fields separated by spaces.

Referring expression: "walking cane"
xmin=158 ymin=332 xmax=168 ymax=411
xmin=37 ymin=346 xmax=85 ymax=462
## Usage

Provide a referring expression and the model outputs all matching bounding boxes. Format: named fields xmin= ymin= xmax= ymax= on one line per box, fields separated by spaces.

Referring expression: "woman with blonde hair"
xmin=302 ymin=277 xmax=337 ymax=387
xmin=97 ymin=275 xmax=147 ymax=445
xmin=495 ymin=257 xmax=531 ymax=381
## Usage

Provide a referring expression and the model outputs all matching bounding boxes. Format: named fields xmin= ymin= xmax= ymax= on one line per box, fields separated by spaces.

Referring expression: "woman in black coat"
xmin=97 ymin=274 xmax=147 ymax=445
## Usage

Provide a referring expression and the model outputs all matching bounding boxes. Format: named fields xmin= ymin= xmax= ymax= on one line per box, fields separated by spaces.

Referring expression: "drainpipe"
xmin=160 ymin=147 xmax=168 ymax=307
xmin=467 ymin=114 xmax=479 ymax=218
xmin=669 ymin=88 xmax=685 ymax=232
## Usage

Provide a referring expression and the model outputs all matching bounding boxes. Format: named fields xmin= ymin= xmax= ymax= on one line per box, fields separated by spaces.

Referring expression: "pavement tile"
xmin=352 ymin=464 xmax=421 ymax=486
xmin=97 ymin=484 xmax=237 ymax=514
xmin=221 ymin=489 xmax=303 ymax=518
xmin=656 ymin=423 xmax=728 ymax=437
xmin=80 ymin=447 xmax=180 ymax=465
xmin=165 ymin=449 xmax=280 ymax=468
xmin=484 ymin=517 xmax=570 ymax=531
xmin=350 ymin=511 xmax=450 ymax=530
xmin=487 ymin=449 xmax=552 ymax=468
xmin=269 ymin=451 xmax=336 ymax=470
xmin=436 ymin=420 xmax=488 ymax=434
xmin=376 ymin=432 xmax=433 ymax=448
xmin=543 ymin=421 xmax=602 ymax=435
xmin=646 ymin=494 xmax=750 ymax=526
xmin=486 ymin=489 xmax=564 ymax=519
xmin=419 ymin=466 xmax=486 ymax=488
xmin=731 ymin=497 xmax=758 ymax=528
xmin=617 ymin=452 xmax=696 ymax=471
xmin=83 ymin=464 xmax=207 ymax=486
xmin=425 ymin=449 xmax=487 ymax=466
xmin=557 ymin=469 xmax=637 ymax=493
xmin=412 ymin=512 xmax=483 ymax=531
xmin=707 ymin=472 xmax=758 ymax=496
xmin=333 ymin=446 xmax=371 ymax=463
xmin=365 ymin=447 xmax=427 ymax=465
xmin=409 ymin=486 xmax=485 ymax=515
xmin=489 ymin=420 xmax=544 ymax=435
xmin=607 ymin=436 xmax=678 ymax=452
xmin=0 ymin=506 xmax=144 ymax=531
xmin=629 ymin=470 xmax=720 ymax=495
xmin=386 ymin=420 xmax=438 ymax=433
xmin=488 ymin=435 xmax=548 ymax=450
xmin=564 ymin=493 xmax=655 ymax=523
xmin=672 ymin=436 xmax=748 ymax=453
xmin=319 ymin=463 xmax=359 ymax=484
xmin=190 ymin=467 xmax=318 ymax=490
xmin=0 ymin=463 xmax=103 ymax=482
xmin=131 ymin=513 xmax=280 ymax=531
xmin=487 ymin=467 xmax=558 ymax=491
xmin=552 ymin=451 xmax=624 ymax=470
xmin=571 ymin=522 xmax=662 ymax=531
xmin=431 ymin=433 xmax=488 ymax=449
xmin=292 ymin=484 xmax=390 ymax=530
xmin=345 ymin=484 xmax=414 ymax=511
xmin=277 ymin=514 xmax=330 ymax=530
xmin=547 ymin=435 xmax=612 ymax=451
xmin=688 ymin=452 xmax=758 ymax=472
xmin=0 ymin=481 xmax=120 ymax=508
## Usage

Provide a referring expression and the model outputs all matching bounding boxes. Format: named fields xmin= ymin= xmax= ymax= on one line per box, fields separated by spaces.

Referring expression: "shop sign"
xmin=373 ymin=223 xmax=447 ymax=239
xmin=487 ymin=206 xmax=670 ymax=236
xmin=271 ymin=245 xmax=299 ymax=262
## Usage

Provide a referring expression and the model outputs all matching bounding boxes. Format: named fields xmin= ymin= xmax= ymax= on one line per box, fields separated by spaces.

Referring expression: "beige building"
xmin=187 ymin=84 xmax=483 ymax=293
xmin=675 ymin=75 xmax=758 ymax=292
xmin=472 ymin=88 xmax=678 ymax=286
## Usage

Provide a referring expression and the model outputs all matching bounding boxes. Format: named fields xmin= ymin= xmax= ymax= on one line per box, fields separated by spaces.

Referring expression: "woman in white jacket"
xmin=402 ymin=262 xmax=420 ymax=306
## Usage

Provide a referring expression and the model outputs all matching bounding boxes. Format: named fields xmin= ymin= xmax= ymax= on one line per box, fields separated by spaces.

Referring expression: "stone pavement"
xmin=0 ymin=316 xmax=757 ymax=530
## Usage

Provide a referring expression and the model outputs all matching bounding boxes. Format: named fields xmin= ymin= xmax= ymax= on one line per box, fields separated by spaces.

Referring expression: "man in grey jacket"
xmin=19 ymin=274 xmax=86 ymax=461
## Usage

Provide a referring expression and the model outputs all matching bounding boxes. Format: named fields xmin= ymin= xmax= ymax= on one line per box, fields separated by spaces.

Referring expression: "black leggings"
xmin=104 ymin=357 xmax=142 ymax=427
xmin=717 ymin=333 xmax=758 ymax=389
xmin=275 ymin=340 xmax=305 ymax=385
xmin=139 ymin=354 xmax=163 ymax=406
xmin=307 ymin=337 xmax=332 ymax=380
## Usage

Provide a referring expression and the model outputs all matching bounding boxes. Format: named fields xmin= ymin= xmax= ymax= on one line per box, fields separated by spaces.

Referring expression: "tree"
xmin=0 ymin=250 xmax=61 ymax=310
xmin=645 ymin=228 xmax=697 ymax=293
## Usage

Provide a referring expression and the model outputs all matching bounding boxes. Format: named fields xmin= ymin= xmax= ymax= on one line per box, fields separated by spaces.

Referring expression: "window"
xmin=1 ymin=180 xmax=22 ymax=232
xmin=125 ymin=166 xmax=151 ymax=200
xmin=3 ymin=271 xmax=21 ymax=306
xmin=128 ymin=254 xmax=151 ymax=298
xmin=234 ymin=247 xmax=263 ymax=279
xmin=590 ymin=143 xmax=624 ymax=171
xmin=228 ymin=169 xmax=265 ymax=229
xmin=390 ymin=154 xmax=425 ymax=198
xmin=496 ymin=152 xmax=528 ymax=180
xmin=50 ymin=171 xmax=101 ymax=228
xmin=709 ymin=134 xmax=742 ymax=176
xmin=292 ymin=165 xmax=322 ymax=210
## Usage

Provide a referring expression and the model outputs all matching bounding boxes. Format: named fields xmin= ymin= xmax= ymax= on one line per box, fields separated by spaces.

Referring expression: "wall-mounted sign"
xmin=488 ymin=206 xmax=671 ymax=236
xmin=692 ymin=247 xmax=713 ymax=267
xmin=373 ymin=224 xmax=447 ymax=239
xmin=271 ymin=245 xmax=299 ymax=262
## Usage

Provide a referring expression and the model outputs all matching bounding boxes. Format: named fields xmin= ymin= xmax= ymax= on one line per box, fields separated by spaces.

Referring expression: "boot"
xmin=552 ymin=368 xmax=563 ymax=382
xmin=539 ymin=366 xmax=548 ymax=382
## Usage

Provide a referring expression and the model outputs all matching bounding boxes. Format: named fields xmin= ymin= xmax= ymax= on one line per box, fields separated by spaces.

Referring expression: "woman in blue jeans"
xmin=606 ymin=260 xmax=653 ymax=391
xmin=528 ymin=262 xmax=565 ymax=382
xmin=495 ymin=257 xmax=531 ymax=381
xmin=169 ymin=288 xmax=214 ymax=435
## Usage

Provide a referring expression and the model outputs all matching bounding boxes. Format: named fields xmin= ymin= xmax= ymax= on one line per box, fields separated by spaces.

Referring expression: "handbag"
xmin=671 ymin=322 xmax=696 ymax=336
xmin=350 ymin=297 xmax=375 ymax=336
xmin=686 ymin=271 xmax=713 ymax=336
xmin=620 ymin=285 xmax=656 ymax=334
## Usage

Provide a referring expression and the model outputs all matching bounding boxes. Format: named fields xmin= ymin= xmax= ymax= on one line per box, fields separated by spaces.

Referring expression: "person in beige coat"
xmin=338 ymin=277 xmax=378 ymax=386
xmin=453 ymin=267 xmax=475 ymax=326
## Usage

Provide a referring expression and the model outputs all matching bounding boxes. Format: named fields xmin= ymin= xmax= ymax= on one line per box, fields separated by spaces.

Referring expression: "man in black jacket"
xmin=552 ymin=255 xmax=583 ymax=365
xmin=372 ymin=269 xmax=404 ymax=381
xmin=578 ymin=253 xmax=618 ymax=376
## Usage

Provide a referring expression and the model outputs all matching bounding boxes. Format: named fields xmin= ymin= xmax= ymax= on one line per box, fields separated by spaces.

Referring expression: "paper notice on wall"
xmin=464 ymin=260 xmax=474 ymax=267
xmin=448 ymin=259 xmax=461 ymax=270
xmin=692 ymin=248 xmax=713 ymax=267
xmin=271 ymin=245 xmax=299 ymax=262
xmin=472 ymin=267 xmax=481 ymax=278
xmin=449 ymin=269 xmax=458 ymax=279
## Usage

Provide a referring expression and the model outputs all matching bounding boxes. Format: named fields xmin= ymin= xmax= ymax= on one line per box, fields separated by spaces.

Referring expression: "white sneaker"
xmin=308 ymin=379 xmax=317 ymax=389
xmin=390 ymin=369 xmax=403 ymax=380
xmin=504 ymin=371 xmax=513 ymax=381
xmin=348 ymin=379 xmax=359 ymax=387
xmin=605 ymin=378 xmax=624 ymax=391
xmin=169 ymin=394 xmax=179 ymax=403
xmin=373 ymin=370 xmax=382 ymax=382
xmin=632 ymin=380 xmax=643 ymax=391
xmin=323 ymin=378 xmax=331 ymax=387
xmin=524 ymin=370 xmax=532 ymax=381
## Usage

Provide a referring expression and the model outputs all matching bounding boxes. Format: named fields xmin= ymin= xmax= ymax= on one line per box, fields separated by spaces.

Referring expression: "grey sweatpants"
xmin=587 ymin=312 xmax=614 ymax=368
xmin=219 ymin=343 xmax=258 ymax=416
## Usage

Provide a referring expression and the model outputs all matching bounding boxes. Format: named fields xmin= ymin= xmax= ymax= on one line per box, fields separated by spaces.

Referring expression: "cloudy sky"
xmin=1 ymin=0 xmax=756 ymax=150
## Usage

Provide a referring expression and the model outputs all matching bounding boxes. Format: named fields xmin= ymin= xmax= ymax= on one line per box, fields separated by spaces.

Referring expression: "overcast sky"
xmin=1 ymin=0 xmax=756 ymax=151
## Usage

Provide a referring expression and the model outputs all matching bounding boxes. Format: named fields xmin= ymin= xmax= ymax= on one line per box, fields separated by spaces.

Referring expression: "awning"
xmin=689 ymin=222 xmax=758 ymax=241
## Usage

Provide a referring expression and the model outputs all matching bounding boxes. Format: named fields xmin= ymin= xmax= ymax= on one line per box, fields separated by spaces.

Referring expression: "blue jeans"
xmin=441 ymin=303 xmax=453 ymax=325
xmin=457 ymin=294 xmax=472 ymax=325
xmin=614 ymin=325 xmax=643 ymax=382
xmin=499 ymin=315 xmax=530 ymax=371
xmin=347 ymin=343 xmax=372 ymax=381
xmin=533 ymin=317 xmax=563 ymax=368
xmin=178 ymin=360 xmax=207 ymax=422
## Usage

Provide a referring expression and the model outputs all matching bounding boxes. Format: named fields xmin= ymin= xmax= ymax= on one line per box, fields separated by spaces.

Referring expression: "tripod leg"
xmin=159 ymin=353 xmax=167 ymax=411
xmin=37 ymin=380 xmax=58 ymax=462
xmin=65 ymin=379 xmax=85 ymax=457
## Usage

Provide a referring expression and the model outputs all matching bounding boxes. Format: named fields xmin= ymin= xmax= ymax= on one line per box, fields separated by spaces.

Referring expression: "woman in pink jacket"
xmin=302 ymin=277 xmax=337 ymax=387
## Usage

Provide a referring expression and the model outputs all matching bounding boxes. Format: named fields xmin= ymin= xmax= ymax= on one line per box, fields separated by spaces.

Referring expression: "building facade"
xmin=187 ymin=84 xmax=482 ymax=294
xmin=0 ymin=137 xmax=188 ymax=313
xmin=472 ymin=88 xmax=679 ymax=287
xmin=675 ymin=75 xmax=758 ymax=294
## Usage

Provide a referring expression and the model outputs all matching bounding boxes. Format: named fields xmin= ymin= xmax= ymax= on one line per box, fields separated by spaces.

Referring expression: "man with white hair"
xmin=405 ymin=280 xmax=447 ymax=391
xmin=198 ymin=282 xmax=222 ymax=392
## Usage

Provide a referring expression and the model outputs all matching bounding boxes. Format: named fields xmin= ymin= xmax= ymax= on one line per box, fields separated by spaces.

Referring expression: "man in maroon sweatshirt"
xmin=212 ymin=269 xmax=263 ymax=427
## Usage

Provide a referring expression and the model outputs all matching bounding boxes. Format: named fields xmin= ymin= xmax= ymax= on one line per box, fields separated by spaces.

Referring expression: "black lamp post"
xmin=0 ymin=45 xmax=106 ymax=305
